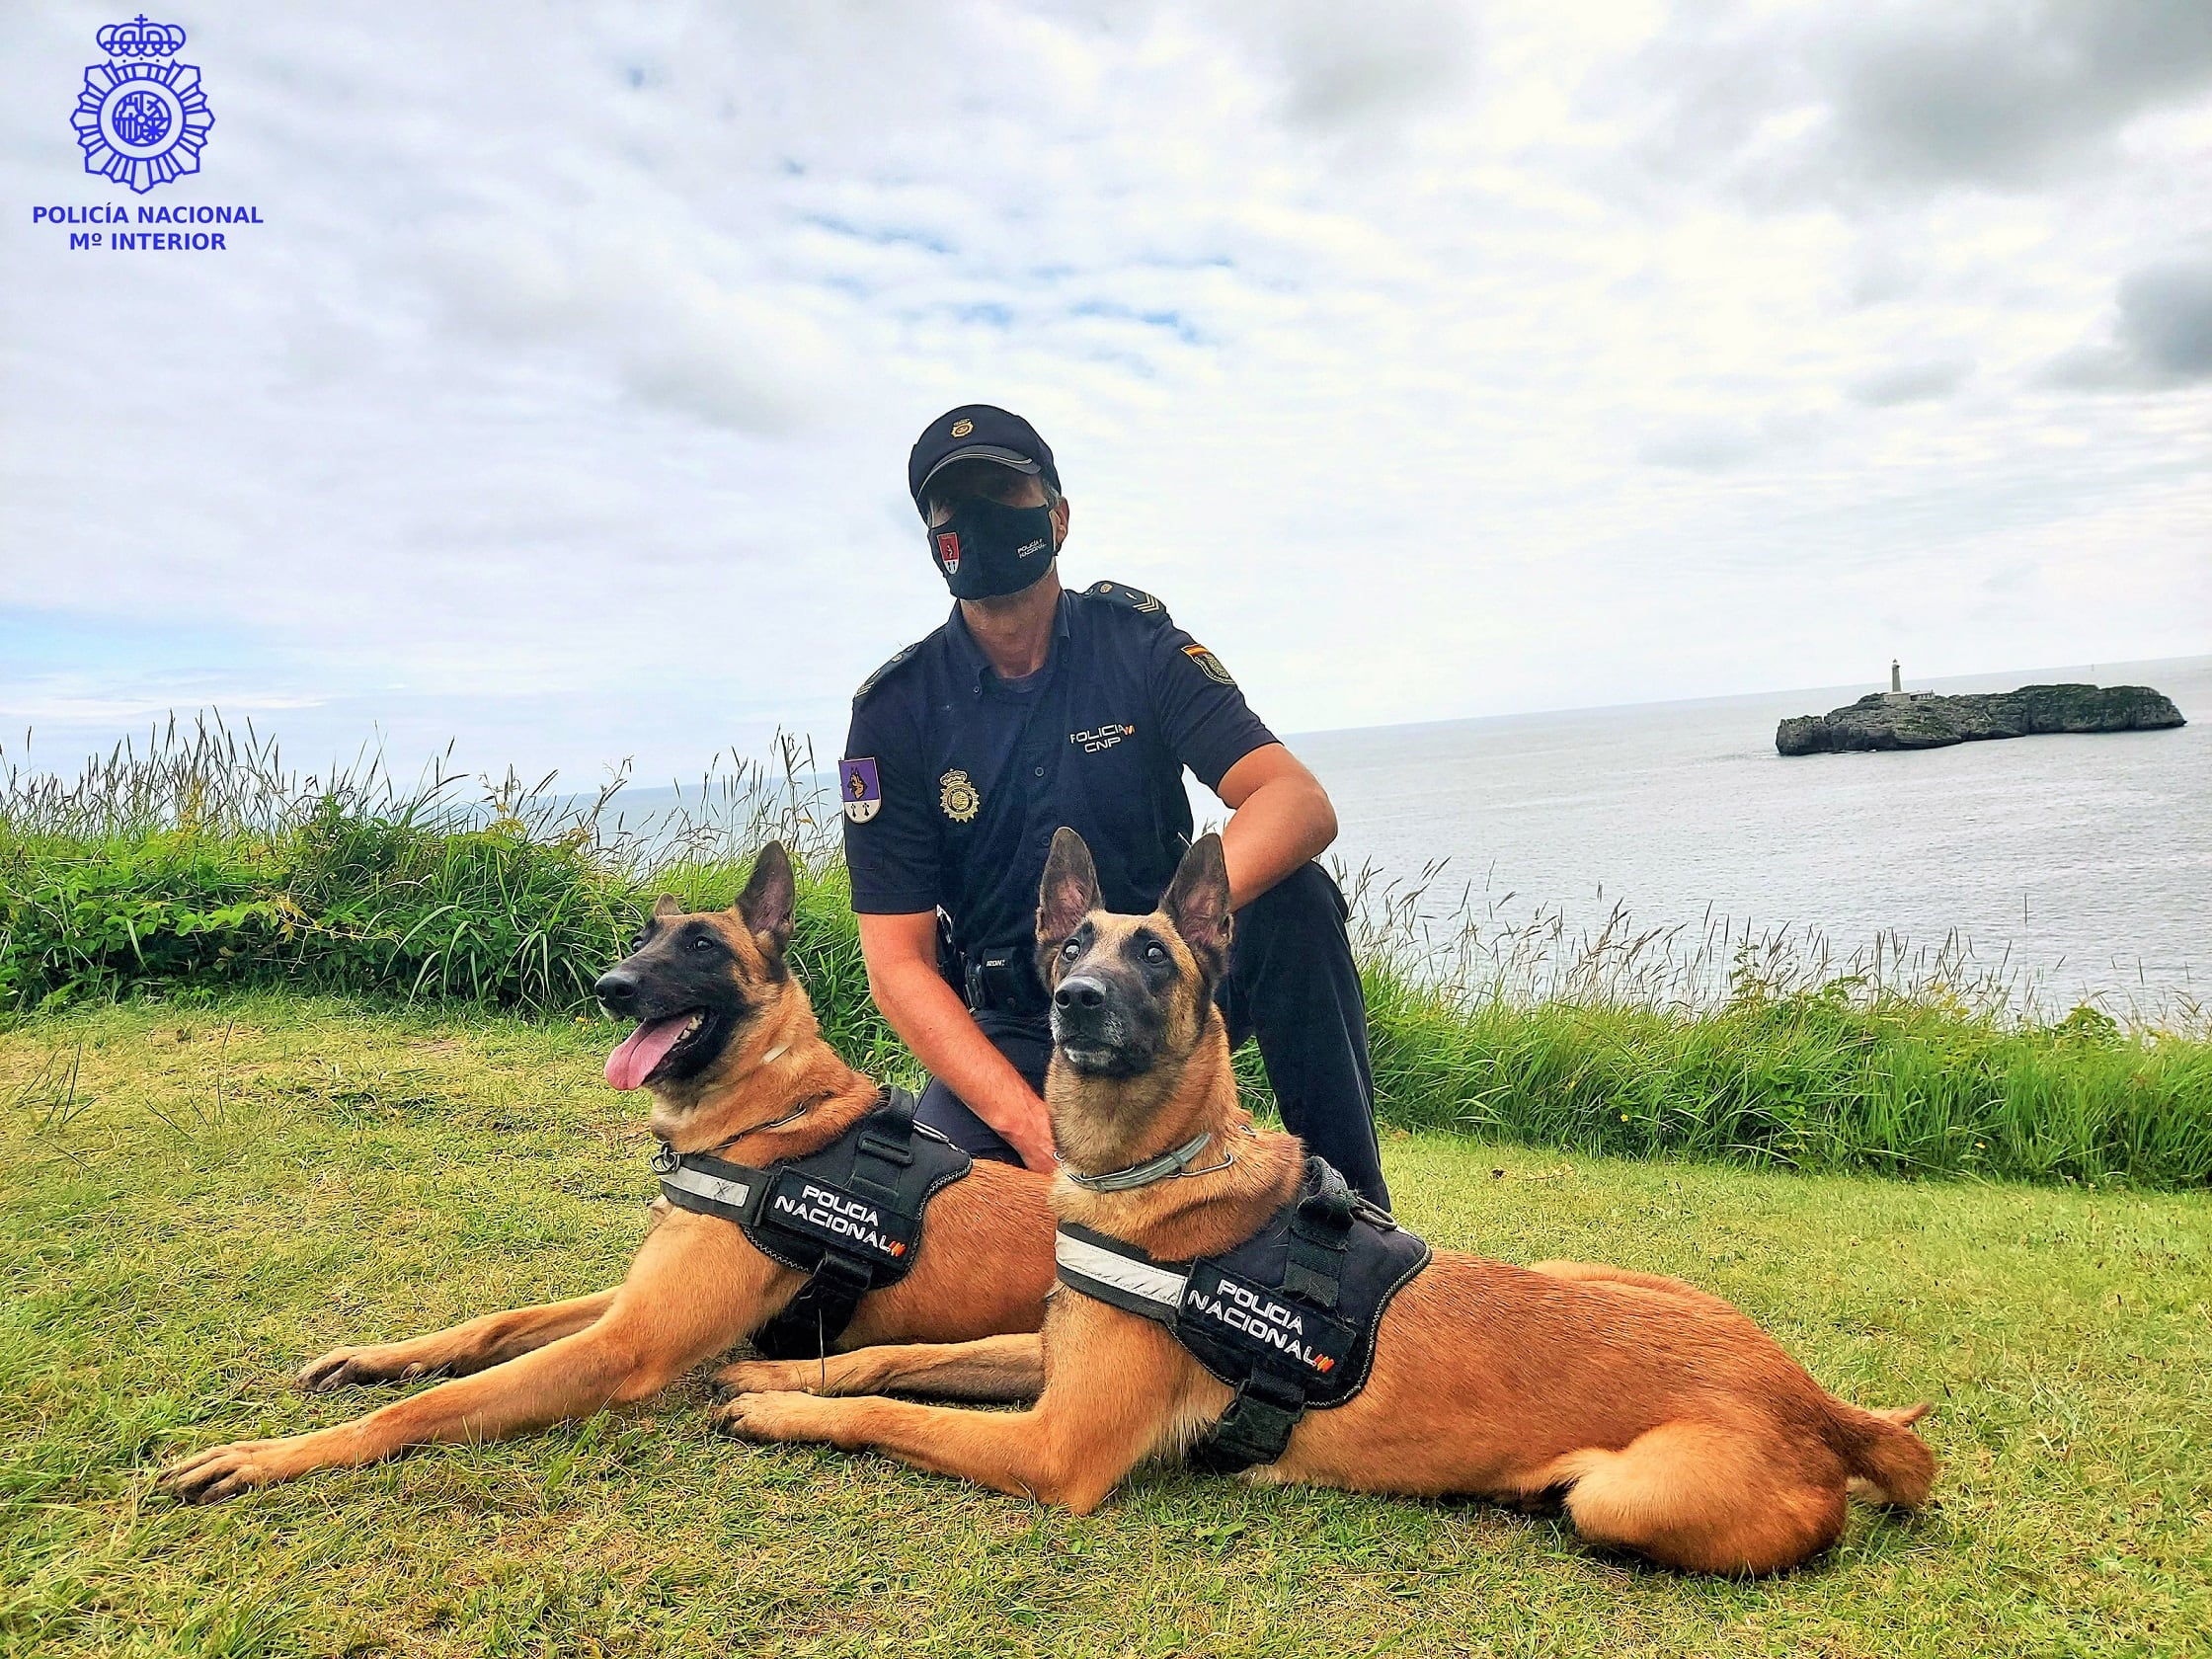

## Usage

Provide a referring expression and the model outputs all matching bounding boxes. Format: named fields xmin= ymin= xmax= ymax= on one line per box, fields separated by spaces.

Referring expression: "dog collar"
xmin=670 ymin=1093 xmax=823 ymax=1165
xmin=1064 ymin=1129 xmax=1219 ymax=1193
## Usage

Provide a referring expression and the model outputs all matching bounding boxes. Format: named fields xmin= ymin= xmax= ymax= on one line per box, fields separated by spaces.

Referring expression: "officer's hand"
xmin=1007 ymin=1104 xmax=1060 ymax=1173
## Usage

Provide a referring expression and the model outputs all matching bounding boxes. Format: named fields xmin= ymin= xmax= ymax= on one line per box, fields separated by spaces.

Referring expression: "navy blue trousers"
xmin=915 ymin=861 xmax=1389 ymax=1208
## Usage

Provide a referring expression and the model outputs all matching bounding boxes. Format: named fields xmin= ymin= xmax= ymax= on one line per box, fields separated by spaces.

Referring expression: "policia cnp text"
xmin=838 ymin=405 xmax=1388 ymax=1207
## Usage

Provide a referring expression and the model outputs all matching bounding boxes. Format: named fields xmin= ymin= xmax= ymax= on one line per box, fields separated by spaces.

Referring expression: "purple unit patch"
xmin=838 ymin=757 xmax=882 ymax=824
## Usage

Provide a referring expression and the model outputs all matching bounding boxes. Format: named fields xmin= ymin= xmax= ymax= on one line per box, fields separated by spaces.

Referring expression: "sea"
xmin=605 ymin=655 xmax=2206 ymax=1019
xmin=1281 ymin=656 xmax=2209 ymax=1018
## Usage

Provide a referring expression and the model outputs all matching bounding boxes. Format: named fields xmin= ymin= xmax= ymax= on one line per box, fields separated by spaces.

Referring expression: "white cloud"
xmin=1849 ymin=357 xmax=1973 ymax=406
xmin=1 ymin=0 xmax=2207 ymax=784
xmin=2115 ymin=257 xmax=2212 ymax=378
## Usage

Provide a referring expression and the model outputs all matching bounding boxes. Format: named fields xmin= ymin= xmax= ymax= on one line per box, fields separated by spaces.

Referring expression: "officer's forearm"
xmin=1220 ymin=773 xmax=1337 ymax=910
xmin=867 ymin=954 xmax=1058 ymax=1168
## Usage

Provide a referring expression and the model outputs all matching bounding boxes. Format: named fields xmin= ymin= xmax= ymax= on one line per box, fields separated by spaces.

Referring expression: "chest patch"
xmin=763 ymin=1167 xmax=915 ymax=1263
xmin=939 ymin=768 xmax=981 ymax=823
xmin=1180 ymin=1263 xmax=1355 ymax=1379
xmin=1069 ymin=722 xmax=1136 ymax=753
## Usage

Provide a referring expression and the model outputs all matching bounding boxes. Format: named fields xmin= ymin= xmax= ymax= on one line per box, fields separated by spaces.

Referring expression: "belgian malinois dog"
xmin=714 ymin=830 xmax=1936 ymax=1574
xmin=160 ymin=843 xmax=1055 ymax=1503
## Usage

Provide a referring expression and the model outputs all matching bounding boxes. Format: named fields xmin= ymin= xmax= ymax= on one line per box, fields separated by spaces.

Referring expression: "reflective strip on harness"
xmin=1055 ymin=1228 xmax=1187 ymax=1311
xmin=659 ymin=1161 xmax=756 ymax=1217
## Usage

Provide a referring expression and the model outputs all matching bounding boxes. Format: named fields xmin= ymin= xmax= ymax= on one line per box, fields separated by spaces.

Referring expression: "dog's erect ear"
xmin=734 ymin=841 xmax=796 ymax=957
xmin=1037 ymin=827 xmax=1102 ymax=946
xmin=1162 ymin=832 xmax=1231 ymax=979
xmin=652 ymin=895 xmax=682 ymax=919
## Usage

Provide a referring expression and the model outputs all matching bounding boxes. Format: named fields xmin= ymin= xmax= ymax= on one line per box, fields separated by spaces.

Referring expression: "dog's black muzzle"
xmin=1051 ymin=972 xmax=1162 ymax=1076
xmin=593 ymin=946 xmax=750 ymax=1083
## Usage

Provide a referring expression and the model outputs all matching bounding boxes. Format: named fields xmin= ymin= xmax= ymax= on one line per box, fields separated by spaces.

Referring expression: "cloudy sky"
xmin=3 ymin=0 xmax=2208 ymax=787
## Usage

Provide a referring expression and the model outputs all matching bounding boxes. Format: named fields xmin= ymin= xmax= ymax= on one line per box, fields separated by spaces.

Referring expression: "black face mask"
xmin=927 ymin=497 xmax=1056 ymax=600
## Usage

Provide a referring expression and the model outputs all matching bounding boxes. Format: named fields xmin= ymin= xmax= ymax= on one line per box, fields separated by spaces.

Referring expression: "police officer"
xmin=838 ymin=405 xmax=1389 ymax=1207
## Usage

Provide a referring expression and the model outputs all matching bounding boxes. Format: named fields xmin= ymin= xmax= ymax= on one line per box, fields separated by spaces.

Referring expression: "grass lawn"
xmin=3 ymin=997 xmax=2207 ymax=1658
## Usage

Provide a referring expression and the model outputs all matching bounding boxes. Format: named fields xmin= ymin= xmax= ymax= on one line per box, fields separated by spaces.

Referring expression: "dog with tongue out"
xmin=595 ymin=893 xmax=758 ymax=1099
xmin=604 ymin=999 xmax=703 ymax=1091
xmin=160 ymin=842 xmax=1058 ymax=1505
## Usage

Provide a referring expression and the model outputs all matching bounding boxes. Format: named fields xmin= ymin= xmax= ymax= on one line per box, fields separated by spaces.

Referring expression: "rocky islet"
xmin=1776 ymin=684 xmax=2184 ymax=755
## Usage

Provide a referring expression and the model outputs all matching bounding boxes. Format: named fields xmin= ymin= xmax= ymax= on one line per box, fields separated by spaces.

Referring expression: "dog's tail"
xmin=1830 ymin=1400 xmax=1936 ymax=1508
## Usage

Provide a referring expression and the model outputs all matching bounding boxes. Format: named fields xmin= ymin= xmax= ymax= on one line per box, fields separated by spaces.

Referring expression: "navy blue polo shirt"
xmin=840 ymin=580 xmax=1276 ymax=988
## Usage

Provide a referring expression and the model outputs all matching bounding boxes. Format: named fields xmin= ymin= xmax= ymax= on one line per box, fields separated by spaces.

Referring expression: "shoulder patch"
xmin=853 ymin=641 xmax=926 ymax=708
xmin=1083 ymin=580 xmax=1171 ymax=624
xmin=1182 ymin=644 xmax=1236 ymax=687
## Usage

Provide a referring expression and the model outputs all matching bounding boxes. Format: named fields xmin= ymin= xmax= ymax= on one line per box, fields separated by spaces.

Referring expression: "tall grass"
xmin=0 ymin=718 xmax=904 ymax=1077
xmin=3 ymin=717 xmax=2206 ymax=1186
xmin=1319 ymin=856 xmax=2212 ymax=1184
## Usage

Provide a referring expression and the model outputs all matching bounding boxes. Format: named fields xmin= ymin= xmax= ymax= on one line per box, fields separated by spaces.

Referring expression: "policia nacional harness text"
xmin=1055 ymin=1153 xmax=1431 ymax=1472
xmin=654 ymin=1086 xmax=972 ymax=1360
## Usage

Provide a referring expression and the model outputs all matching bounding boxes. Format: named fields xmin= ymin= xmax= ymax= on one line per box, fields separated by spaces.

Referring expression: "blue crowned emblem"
xmin=72 ymin=16 xmax=213 ymax=194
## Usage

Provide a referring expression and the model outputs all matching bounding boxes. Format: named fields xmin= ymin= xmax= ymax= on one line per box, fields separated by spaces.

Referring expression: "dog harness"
xmin=1054 ymin=1156 xmax=1432 ymax=1473
xmin=653 ymin=1085 xmax=971 ymax=1360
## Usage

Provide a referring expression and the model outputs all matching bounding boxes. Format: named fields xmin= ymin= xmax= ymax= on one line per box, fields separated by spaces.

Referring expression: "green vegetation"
xmin=0 ymin=720 xmax=909 ymax=1084
xmin=5 ymin=718 xmax=2207 ymax=1189
xmin=1357 ymin=979 xmax=2212 ymax=1188
xmin=3 ymin=999 xmax=2207 ymax=1656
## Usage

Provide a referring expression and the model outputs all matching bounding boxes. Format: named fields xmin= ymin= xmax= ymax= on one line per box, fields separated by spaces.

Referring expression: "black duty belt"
xmin=1053 ymin=1156 xmax=1431 ymax=1473
xmin=962 ymin=947 xmax=1048 ymax=1020
xmin=654 ymin=1085 xmax=971 ymax=1360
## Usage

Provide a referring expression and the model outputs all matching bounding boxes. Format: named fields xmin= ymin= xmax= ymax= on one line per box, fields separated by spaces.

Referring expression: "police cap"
xmin=908 ymin=405 xmax=1061 ymax=517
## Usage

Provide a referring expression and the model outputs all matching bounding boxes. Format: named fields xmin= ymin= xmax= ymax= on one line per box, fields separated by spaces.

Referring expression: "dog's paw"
xmin=297 ymin=1345 xmax=428 ymax=1392
xmin=157 ymin=1436 xmax=313 ymax=1503
xmin=708 ymin=1359 xmax=822 ymax=1402
xmin=711 ymin=1390 xmax=832 ymax=1444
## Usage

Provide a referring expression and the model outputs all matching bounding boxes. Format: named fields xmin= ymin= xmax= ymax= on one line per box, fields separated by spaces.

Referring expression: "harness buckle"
xmin=1191 ymin=1374 xmax=1307 ymax=1474
xmin=1293 ymin=1160 xmax=1360 ymax=1232
xmin=810 ymin=1251 xmax=875 ymax=1298
xmin=855 ymin=1131 xmax=915 ymax=1167
xmin=754 ymin=1248 xmax=880 ymax=1362
xmin=1352 ymin=1197 xmax=1401 ymax=1230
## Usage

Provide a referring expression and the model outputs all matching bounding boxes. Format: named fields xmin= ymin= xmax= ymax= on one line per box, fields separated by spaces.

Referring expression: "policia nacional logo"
xmin=763 ymin=1170 xmax=912 ymax=1260
xmin=938 ymin=769 xmax=980 ymax=823
xmin=73 ymin=17 xmax=214 ymax=194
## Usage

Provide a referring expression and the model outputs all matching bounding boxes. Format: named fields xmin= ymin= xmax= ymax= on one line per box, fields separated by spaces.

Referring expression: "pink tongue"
xmin=605 ymin=1013 xmax=694 ymax=1090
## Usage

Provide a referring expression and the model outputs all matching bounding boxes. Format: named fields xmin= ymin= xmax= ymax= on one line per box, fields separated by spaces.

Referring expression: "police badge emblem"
xmin=938 ymin=769 xmax=980 ymax=823
xmin=837 ymin=757 xmax=881 ymax=824
xmin=935 ymin=531 xmax=962 ymax=576
xmin=72 ymin=17 xmax=214 ymax=194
